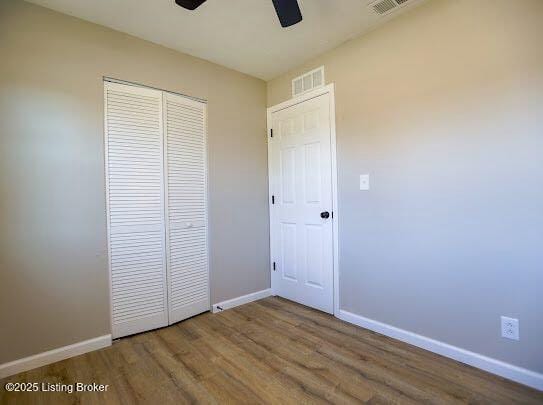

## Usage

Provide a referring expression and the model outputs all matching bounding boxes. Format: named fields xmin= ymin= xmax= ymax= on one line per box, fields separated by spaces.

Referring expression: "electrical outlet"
xmin=501 ymin=316 xmax=519 ymax=340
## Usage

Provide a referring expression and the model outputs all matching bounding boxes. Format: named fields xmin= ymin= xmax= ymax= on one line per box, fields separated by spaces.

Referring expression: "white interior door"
xmin=104 ymin=82 xmax=168 ymax=338
xmin=163 ymin=92 xmax=210 ymax=324
xmin=269 ymin=93 xmax=334 ymax=313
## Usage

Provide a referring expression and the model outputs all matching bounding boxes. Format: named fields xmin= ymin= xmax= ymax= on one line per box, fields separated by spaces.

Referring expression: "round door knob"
xmin=320 ymin=211 xmax=330 ymax=219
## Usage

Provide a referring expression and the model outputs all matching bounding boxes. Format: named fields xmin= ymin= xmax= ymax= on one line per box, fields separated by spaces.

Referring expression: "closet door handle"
xmin=320 ymin=211 xmax=330 ymax=219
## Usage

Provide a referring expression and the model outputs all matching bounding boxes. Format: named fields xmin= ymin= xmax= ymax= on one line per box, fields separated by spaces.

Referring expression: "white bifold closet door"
xmin=104 ymin=81 xmax=209 ymax=339
xmin=163 ymin=93 xmax=209 ymax=324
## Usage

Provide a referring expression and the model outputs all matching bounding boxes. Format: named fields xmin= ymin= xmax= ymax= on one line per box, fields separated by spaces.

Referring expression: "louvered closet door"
xmin=104 ymin=82 xmax=168 ymax=338
xmin=164 ymin=93 xmax=210 ymax=324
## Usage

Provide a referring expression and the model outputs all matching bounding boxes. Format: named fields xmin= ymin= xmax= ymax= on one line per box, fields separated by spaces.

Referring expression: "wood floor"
xmin=1 ymin=297 xmax=542 ymax=404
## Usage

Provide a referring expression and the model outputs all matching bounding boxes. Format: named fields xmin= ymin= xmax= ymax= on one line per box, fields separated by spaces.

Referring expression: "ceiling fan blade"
xmin=175 ymin=0 xmax=207 ymax=10
xmin=272 ymin=0 xmax=302 ymax=27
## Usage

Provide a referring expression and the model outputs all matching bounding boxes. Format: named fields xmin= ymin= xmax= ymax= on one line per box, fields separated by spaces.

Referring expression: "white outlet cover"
xmin=360 ymin=174 xmax=370 ymax=191
xmin=501 ymin=316 xmax=519 ymax=341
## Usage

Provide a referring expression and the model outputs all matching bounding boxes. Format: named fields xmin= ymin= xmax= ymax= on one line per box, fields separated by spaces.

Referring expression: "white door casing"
xmin=268 ymin=88 xmax=337 ymax=314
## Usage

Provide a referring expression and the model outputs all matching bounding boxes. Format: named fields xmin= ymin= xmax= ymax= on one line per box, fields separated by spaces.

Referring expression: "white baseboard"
xmin=338 ymin=309 xmax=543 ymax=391
xmin=0 ymin=335 xmax=112 ymax=379
xmin=212 ymin=288 xmax=272 ymax=313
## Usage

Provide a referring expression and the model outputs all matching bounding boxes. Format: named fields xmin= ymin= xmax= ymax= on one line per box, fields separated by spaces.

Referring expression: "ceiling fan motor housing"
xmin=175 ymin=0 xmax=207 ymax=11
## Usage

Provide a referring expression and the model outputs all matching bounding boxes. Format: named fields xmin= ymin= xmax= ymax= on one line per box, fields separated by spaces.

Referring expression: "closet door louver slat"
xmin=164 ymin=93 xmax=210 ymax=324
xmin=104 ymin=82 xmax=168 ymax=338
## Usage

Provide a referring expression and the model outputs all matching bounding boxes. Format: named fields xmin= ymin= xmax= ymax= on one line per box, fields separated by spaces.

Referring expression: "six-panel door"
xmin=270 ymin=93 xmax=334 ymax=313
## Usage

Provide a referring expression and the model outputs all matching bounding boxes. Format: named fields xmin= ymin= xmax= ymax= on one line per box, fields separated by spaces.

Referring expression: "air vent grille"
xmin=370 ymin=0 xmax=412 ymax=16
xmin=292 ymin=66 xmax=325 ymax=97
xmin=373 ymin=0 xmax=397 ymax=14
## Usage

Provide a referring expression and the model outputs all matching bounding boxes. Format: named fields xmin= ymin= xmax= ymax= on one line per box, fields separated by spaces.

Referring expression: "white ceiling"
xmin=27 ymin=0 xmax=427 ymax=80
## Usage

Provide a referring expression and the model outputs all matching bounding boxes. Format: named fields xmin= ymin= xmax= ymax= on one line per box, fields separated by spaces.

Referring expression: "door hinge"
xmin=270 ymin=128 xmax=273 ymax=138
xmin=273 ymin=262 xmax=276 ymax=271
xmin=271 ymin=195 xmax=275 ymax=204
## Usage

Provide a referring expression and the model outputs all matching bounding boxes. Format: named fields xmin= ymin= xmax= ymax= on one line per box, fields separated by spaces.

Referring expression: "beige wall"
xmin=2 ymin=0 xmax=542 ymax=377
xmin=0 ymin=0 xmax=269 ymax=364
xmin=268 ymin=0 xmax=543 ymax=373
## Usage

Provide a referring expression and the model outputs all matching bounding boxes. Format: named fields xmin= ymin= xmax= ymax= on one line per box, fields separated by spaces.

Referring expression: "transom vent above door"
xmin=292 ymin=66 xmax=325 ymax=97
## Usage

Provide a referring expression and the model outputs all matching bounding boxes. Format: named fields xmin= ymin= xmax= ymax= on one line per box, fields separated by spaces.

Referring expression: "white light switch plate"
xmin=360 ymin=174 xmax=370 ymax=190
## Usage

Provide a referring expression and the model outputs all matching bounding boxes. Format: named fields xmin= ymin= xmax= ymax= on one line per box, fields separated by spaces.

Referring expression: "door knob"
xmin=320 ymin=211 xmax=330 ymax=219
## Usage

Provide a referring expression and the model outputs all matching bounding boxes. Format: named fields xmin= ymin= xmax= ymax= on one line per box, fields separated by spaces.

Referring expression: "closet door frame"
xmin=163 ymin=93 xmax=211 ymax=324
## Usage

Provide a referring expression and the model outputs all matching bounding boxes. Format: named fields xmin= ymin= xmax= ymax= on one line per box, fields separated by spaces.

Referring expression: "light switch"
xmin=360 ymin=174 xmax=370 ymax=191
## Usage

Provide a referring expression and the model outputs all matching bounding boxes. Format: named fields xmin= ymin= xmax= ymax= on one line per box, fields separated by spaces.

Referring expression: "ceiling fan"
xmin=174 ymin=0 xmax=303 ymax=28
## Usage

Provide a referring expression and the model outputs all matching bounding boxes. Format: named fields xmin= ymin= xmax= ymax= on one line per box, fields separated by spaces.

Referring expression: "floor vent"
xmin=370 ymin=0 xmax=412 ymax=15
xmin=292 ymin=66 xmax=325 ymax=97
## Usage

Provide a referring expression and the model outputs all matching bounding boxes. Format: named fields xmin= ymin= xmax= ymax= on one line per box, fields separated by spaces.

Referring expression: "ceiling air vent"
xmin=370 ymin=0 xmax=412 ymax=16
xmin=372 ymin=0 xmax=397 ymax=14
xmin=292 ymin=66 xmax=325 ymax=97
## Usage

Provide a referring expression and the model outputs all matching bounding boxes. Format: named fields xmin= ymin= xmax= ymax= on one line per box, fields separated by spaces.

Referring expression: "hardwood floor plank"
xmin=255 ymin=298 xmax=538 ymax=404
xmin=1 ymin=297 xmax=542 ymax=405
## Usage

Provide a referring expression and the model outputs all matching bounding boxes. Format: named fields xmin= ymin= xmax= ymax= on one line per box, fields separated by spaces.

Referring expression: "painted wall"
xmin=0 ymin=0 xmax=269 ymax=364
xmin=268 ymin=0 xmax=543 ymax=373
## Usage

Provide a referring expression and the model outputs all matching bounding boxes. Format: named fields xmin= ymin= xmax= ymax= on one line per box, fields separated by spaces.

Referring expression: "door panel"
xmin=304 ymin=142 xmax=321 ymax=203
xmin=305 ymin=224 xmax=324 ymax=287
xmin=104 ymin=82 xmax=168 ymax=338
xmin=280 ymin=222 xmax=298 ymax=281
xmin=164 ymin=93 xmax=210 ymax=324
xmin=281 ymin=148 xmax=296 ymax=203
xmin=270 ymin=93 xmax=334 ymax=313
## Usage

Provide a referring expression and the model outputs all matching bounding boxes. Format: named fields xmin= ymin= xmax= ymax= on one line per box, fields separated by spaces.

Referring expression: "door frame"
xmin=266 ymin=83 xmax=340 ymax=316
